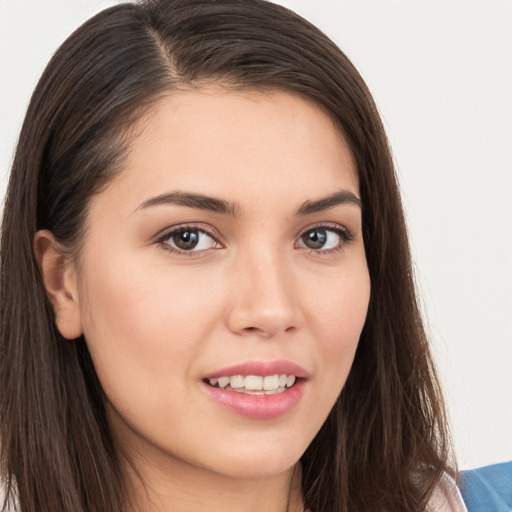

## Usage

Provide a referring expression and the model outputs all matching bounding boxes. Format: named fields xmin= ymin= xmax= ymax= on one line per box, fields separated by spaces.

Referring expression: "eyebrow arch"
xmin=135 ymin=191 xmax=238 ymax=216
xmin=295 ymin=190 xmax=362 ymax=215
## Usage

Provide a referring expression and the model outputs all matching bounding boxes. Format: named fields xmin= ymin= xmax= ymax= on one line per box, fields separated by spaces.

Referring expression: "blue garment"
xmin=460 ymin=461 xmax=512 ymax=512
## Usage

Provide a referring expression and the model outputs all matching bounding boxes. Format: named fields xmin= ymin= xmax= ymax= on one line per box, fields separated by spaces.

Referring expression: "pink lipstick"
xmin=201 ymin=360 xmax=308 ymax=419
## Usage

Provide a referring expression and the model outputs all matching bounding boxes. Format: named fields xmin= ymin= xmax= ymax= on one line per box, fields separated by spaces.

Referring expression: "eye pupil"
xmin=173 ymin=230 xmax=199 ymax=250
xmin=303 ymin=229 xmax=327 ymax=249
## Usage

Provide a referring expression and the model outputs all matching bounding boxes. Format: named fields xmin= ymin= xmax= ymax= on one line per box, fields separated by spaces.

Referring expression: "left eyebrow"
xmin=295 ymin=190 xmax=362 ymax=216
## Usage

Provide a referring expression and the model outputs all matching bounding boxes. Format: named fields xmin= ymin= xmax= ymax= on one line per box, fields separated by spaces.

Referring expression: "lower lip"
xmin=202 ymin=380 xmax=306 ymax=419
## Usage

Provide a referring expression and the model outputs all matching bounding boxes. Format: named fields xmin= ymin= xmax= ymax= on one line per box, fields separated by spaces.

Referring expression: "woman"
xmin=0 ymin=1 xmax=466 ymax=510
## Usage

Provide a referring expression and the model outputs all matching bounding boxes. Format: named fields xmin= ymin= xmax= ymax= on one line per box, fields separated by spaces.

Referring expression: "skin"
xmin=36 ymin=89 xmax=371 ymax=512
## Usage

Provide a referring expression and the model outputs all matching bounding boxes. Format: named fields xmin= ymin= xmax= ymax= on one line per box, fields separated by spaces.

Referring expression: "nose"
xmin=226 ymin=250 xmax=300 ymax=338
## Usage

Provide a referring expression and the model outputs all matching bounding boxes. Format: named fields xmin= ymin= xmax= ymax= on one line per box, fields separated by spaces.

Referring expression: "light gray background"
xmin=1 ymin=0 xmax=511 ymax=470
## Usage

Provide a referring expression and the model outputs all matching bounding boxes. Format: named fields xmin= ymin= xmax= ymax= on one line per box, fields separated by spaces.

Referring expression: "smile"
xmin=202 ymin=361 xmax=307 ymax=419
xmin=206 ymin=374 xmax=297 ymax=395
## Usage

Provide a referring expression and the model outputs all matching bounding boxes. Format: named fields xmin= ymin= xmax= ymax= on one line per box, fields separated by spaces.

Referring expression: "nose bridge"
xmin=227 ymin=242 xmax=298 ymax=337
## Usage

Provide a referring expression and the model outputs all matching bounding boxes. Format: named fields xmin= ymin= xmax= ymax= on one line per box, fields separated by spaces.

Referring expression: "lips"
xmin=201 ymin=360 xmax=308 ymax=419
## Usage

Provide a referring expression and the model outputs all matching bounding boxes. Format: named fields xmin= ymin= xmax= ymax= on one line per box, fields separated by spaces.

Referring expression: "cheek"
xmin=77 ymin=256 xmax=231 ymax=463
xmin=81 ymin=252 xmax=210 ymax=339
xmin=77 ymin=250 xmax=234 ymax=400
xmin=78 ymin=257 xmax=205 ymax=404
xmin=304 ymin=263 xmax=370 ymax=392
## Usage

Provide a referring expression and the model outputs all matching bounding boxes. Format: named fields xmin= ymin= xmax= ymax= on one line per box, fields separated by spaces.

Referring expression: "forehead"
xmin=99 ymin=88 xmax=359 ymax=214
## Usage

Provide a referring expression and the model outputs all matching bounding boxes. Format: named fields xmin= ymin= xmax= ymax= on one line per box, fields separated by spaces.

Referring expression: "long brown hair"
xmin=1 ymin=1 xmax=454 ymax=510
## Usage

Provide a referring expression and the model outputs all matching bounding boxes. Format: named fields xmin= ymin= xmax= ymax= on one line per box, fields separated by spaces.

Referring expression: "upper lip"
xmin=203 ymin=360 xmax=309 ymax=379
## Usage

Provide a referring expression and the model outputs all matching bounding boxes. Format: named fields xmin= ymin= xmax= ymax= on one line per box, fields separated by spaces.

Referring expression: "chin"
xmin=196 ymin=435 xmax=307 ymax=480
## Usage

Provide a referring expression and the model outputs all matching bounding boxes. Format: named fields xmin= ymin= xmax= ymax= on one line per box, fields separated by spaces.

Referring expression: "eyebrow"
xmin=136 ymin=191 xmax=239 ymax=216
xmin=295 ymin=190 xmax=362 ymax=215
xmin=135 ymin=189 xmax=361 ymax=217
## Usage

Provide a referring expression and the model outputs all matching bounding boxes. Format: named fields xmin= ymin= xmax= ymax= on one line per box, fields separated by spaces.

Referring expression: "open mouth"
xmin=204 ymin=374 xmax=298 ymax=395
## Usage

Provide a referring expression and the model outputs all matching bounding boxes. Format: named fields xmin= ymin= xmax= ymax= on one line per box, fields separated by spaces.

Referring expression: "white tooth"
xmin=208 ymin=377 xmax=218 ymax=386
xmin=230 ymin=375 xmax=244 ymax=388
xmin=244 ymin=375 xmax=263 ymax=390
xmin=279 ymin=374 xmax=287 ymax=387
xmin=263 ymin=374 xmax=280 ymax=391
xmin=218 ymin=376 xmax=230 ymax=388
xmin=286 ymin=375 xmax=296 ymax=387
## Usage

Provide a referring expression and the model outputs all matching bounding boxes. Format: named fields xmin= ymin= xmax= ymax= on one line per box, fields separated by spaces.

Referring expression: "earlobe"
xmin=34 ymin=230 xmax=83 ymax=340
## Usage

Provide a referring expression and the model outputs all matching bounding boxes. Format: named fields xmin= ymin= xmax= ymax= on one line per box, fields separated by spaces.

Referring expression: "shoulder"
xmin=459 ymin=461 xmax=512 ymax=512
xmin=427 ymin=472 xmax=468 ymax=512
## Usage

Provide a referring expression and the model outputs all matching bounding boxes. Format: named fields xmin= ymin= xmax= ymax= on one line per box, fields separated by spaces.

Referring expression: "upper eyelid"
xmin=295 ymin=221 xmax=352 ymax=239
xmin=155 ymin=223 xmax=221 ymax=243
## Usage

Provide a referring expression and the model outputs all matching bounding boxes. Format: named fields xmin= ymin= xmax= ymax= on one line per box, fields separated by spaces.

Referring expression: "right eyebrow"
xmin=133 ymin=191 xmax=239 ymax=217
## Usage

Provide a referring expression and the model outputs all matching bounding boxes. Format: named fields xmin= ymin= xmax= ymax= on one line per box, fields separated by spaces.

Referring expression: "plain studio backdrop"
xmin=0 ymin=0 xmax=510 ymax=471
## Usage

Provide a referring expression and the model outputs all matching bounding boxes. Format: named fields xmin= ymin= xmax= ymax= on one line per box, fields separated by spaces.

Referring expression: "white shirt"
xmin=428 ymin=472 xmax=468 ymax=512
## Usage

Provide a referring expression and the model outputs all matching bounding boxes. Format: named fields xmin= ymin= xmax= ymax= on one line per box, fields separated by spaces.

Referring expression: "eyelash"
xmin=295 ymin=222 xmax=355 ymax=255
xmin=155 ymin=222 xmax=355 ymax=256
xmin=155 ymin=223 xmax=221 ymax=256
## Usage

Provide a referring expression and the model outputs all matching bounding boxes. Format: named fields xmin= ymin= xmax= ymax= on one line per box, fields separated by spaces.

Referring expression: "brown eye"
xmin=172 ymin=229 xmax=200 ymax=250
xmin=162 ymin=228 xmax=219 ymax=252
xmin=297 ymin=227 xmax=348 ymax=252
xmin=301 ymin=228 xmax=328 ymax=249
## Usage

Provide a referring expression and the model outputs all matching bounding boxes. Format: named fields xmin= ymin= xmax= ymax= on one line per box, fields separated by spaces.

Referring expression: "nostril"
xmin=245 ymin=327 xmax=268 ymax=337
xmin=242 ymin=326 xmax=271 ymax=338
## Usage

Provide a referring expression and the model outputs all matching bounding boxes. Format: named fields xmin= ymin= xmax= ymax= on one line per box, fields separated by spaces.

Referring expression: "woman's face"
xmin=71 ymin=89 xmax=370 ymax=480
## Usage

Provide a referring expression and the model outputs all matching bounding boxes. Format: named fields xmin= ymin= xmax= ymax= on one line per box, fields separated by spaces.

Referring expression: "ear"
xmin=34 ymin=230 xmax=83 ymax=340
